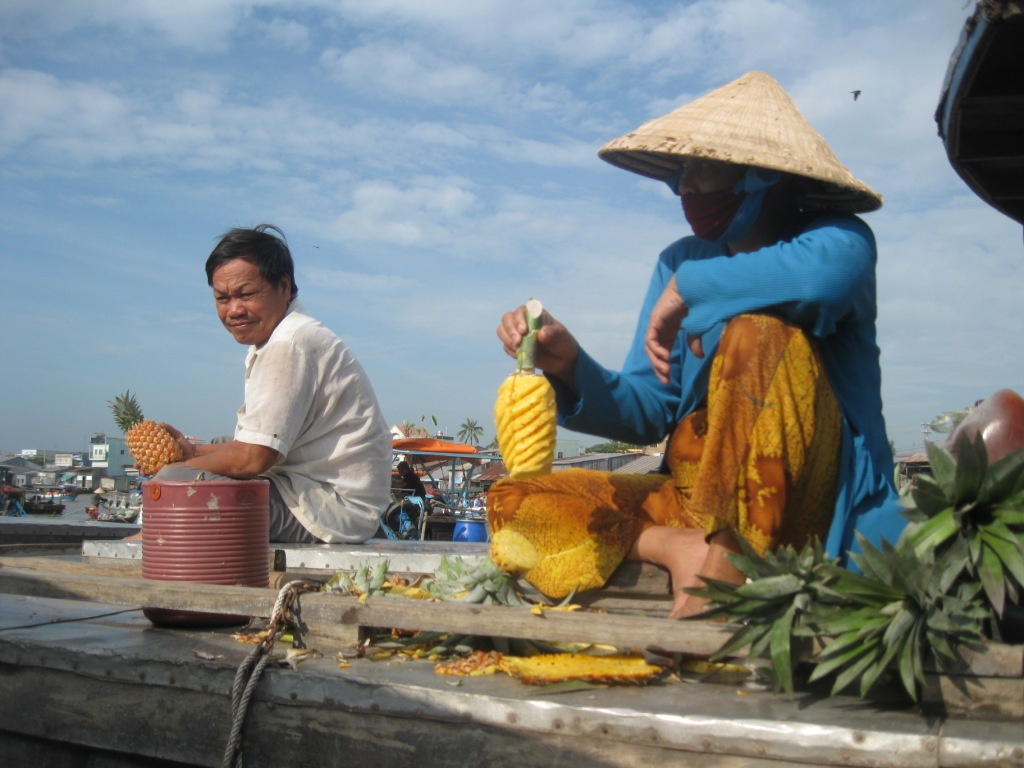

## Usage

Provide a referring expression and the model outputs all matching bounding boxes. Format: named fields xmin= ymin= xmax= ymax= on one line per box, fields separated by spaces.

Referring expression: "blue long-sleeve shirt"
xmin=551 ymin=213 xmax=906 ymax=564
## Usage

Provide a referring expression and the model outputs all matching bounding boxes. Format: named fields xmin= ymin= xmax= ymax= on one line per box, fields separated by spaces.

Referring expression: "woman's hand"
xmin=497 ymin=304 xmax=580 ymax=387
xmin=645 ymin=279 xmax=704 ymax=383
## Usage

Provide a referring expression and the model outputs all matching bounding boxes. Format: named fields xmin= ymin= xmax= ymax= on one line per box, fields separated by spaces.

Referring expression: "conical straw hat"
xmin=598 ymin=71 xmax=882 ymax=212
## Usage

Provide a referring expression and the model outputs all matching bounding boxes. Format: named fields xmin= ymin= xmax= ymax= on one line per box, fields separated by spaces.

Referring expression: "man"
xmin=157 ymin=224 xmax=391 ymax=543
xmin=395 ymin=461 xmax=427 ymax=500
xmin=390 ymin=460 xmax=428 ymax=536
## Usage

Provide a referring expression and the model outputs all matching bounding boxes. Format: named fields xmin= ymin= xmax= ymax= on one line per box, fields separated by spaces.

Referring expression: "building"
xmin=89 ymin=433 xmax=134 ymax=477
xmin=0 ymin=456 xmax=41 ymax=490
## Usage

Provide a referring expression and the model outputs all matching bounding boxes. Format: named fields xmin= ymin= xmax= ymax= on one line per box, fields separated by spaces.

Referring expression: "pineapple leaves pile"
xmin=108 ymin=390 xmax=183 ymax=476
xmin=323 ymin=558 xmax=393 ymax=598
xmin=323 ymin=555 xmax=535 ymax=608
xmin=901 ymin=433 xmax=1024 ymax=623
xmin=323 ymin=556 xmax=657 ymax=685
xmin=494 ymin=298 xmax=557 ymax=480
xmin=809 ymin=538 xmax=986 ymax=700
xmin=691 ymin=434 xmax=1024 ymax=703
xmin=420 ymin=554 xmax=533 ymax=607
xmin=688 ymin=537 xmax=844 ymax=695
xmin=323 ymin=555 xmax=568 ymax=657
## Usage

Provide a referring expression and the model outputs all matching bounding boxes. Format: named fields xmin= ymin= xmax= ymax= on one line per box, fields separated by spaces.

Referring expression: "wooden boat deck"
xmin=0 ymin=539 xmax=1021 ymax=767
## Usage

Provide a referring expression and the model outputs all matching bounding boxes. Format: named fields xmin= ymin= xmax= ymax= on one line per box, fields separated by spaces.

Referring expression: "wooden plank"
xmin=949 ymin=641 xmax=1024 ymax=679
xmin=2 ymin=560 xmax=1022 ymax=680
xmin=0 ymin=663 xmax=814 ymax=768
xmin=76 ymin=539 xmax=675 ymax=595
xmin=0 ymin=564 xmax=732 ymax=656
xmin=2 ymin=561 xmax=1024 ymax=684
xmin=922 ymin=673 xmax=1024 ymax=720
xmin=0 ymin=553 xmax=142 ymax=578
xmin=0 ymin=612 xmax=904 ymax=768
xmin=0 ymin=554 xmax=671 ymax=616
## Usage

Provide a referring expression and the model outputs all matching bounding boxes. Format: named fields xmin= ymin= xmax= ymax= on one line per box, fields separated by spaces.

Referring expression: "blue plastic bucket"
xmin=452 ymin=519 xmax=489 ymax=542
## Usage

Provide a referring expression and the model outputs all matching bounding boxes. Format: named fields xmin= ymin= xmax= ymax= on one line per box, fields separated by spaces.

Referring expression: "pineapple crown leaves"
xmin=812 ymin=536 xmax=987 ymax=701
xmin=421 ymin=555 xmax=530 ymax=607
xmin=108 ymin=390 xmax=145 ymax=433
xmin=323 ymin=558 xmax=391 ymax=597
xmin=900 ymin=434 xmax=1024 ymax=618
xmin=686 ymin=537 xmax=844 ymax=696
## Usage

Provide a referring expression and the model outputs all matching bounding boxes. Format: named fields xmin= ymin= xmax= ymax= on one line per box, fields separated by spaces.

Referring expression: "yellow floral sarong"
xmin=487 ymin=313 xmax=841 ymax=598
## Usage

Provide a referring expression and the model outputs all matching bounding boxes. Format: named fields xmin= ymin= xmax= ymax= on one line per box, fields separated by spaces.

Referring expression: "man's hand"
xmin=159 ymin=422 xmax=196 ymax=461
xmin=497 ymin=304 xmax=580 ymax=387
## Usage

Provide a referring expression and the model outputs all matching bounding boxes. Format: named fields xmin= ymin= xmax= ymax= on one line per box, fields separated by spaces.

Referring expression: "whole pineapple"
xmin=494 ymin=298 xmax=556 ymax=479
xmin=108 ymin=390 xmax=183 ymax=476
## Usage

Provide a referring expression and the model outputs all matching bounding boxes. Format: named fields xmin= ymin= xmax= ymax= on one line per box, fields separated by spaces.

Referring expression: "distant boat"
xmin=22 ymin=497 xmax=65 ymax=515
xmin=92 ymin=489 xmax=142 ymax=523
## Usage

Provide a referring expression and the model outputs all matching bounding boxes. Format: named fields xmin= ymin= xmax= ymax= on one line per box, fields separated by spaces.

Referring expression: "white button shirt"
xmin=236 ymin=300 xmax=390 ymax=542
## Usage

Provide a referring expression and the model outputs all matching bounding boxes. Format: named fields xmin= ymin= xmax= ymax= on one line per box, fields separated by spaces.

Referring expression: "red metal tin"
xmin=141 ymin=478 xmax=270 ymax=627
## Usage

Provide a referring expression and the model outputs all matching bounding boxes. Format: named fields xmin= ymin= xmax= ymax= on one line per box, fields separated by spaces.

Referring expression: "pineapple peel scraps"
xmin=530 ymin=602 xmax=581 ymax=615
xmin=385 ymin=584 xmax=433 ymax=600
xmin=435 ymin=650 xmax=662 ymax=685
xmin=434 ymin=651 xmax=504 ymax=677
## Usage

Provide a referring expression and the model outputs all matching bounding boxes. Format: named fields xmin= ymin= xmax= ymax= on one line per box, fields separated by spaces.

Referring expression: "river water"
xmin=4 ymin=492 xmax=137 ymax=531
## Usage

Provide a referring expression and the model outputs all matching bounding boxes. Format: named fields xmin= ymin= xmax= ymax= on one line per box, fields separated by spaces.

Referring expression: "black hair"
xmin=205 ymin=224 xmax=298 ymax=299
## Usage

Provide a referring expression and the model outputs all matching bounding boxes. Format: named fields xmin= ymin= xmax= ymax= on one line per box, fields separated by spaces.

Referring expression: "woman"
xmin=489 ymin=72 xmax=907 ymax=618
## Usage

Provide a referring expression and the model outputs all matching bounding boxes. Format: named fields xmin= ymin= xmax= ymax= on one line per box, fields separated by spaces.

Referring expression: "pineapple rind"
xmin=499 ymin=653 xmax=661 ymax=685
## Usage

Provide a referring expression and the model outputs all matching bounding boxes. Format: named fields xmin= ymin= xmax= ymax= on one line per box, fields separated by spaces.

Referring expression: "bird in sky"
xmin=851 ymin=90 xmax=862 ymax=101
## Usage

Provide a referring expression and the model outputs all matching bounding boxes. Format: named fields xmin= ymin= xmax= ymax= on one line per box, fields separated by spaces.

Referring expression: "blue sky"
xmin=2 ymin=0 xmax=1021 ymax=458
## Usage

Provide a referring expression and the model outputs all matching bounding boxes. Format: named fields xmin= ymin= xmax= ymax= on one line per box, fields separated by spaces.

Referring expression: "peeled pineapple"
xmin=488 ymin=528 xmax=539 ymax=575
xmin=108 ymin=390 xmax=183 ymax=476
xmin=494 ymin=298 xmax=557 ymax=479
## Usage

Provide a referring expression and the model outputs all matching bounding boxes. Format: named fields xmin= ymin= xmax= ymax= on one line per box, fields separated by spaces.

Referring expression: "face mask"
xmin=674 ymin=166 xmax=782 ymax=243
xmin=681 ymin=189 xmax=746 ymax=241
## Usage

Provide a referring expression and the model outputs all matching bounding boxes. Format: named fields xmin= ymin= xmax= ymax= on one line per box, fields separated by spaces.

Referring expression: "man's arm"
xmin=160 ymin=424 xmax=279 ymax=479
xmin=183 ymin=440 xmax=280 ymax=479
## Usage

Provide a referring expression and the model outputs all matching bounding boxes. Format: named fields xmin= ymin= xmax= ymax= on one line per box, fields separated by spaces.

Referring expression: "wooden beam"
xmin=0 ymin=563 xmax=729 ymax=656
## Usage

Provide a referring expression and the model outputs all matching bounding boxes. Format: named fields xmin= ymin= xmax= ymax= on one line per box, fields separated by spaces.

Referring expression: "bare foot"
xmin=628 ymin=526 xmax=710 ymax=618
xmin=670 ymin=591 xmax=711 ymax=619
xmin=629 ymin=526 xmax=747 ymax=619
xmin=673 ymin=529 xmax=747 ymax=618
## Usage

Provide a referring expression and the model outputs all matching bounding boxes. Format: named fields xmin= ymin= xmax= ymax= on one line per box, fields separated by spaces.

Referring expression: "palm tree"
xmin=457 ymin=417 xmax=484 ymax=446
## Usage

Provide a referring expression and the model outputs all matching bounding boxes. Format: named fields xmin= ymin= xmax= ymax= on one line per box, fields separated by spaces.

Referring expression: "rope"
xmin=221 ymin=580 xmax=316 ymax=768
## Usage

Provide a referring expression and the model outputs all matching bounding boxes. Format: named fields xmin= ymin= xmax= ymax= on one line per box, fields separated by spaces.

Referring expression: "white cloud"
xmin=320 ymin=41 xmax=504 ymax=108
xmin=0 ymin=0 xmax=254 ymax=49
xmin=322 ymin=178 xmax=482 ymax=248
xmin=0 ymin=68 xmax=130 ymax=156
xmin=0 ymin=0 xmax=1014 ymax=457
xmin=263 ymin=17 xmax=311 ymax=51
